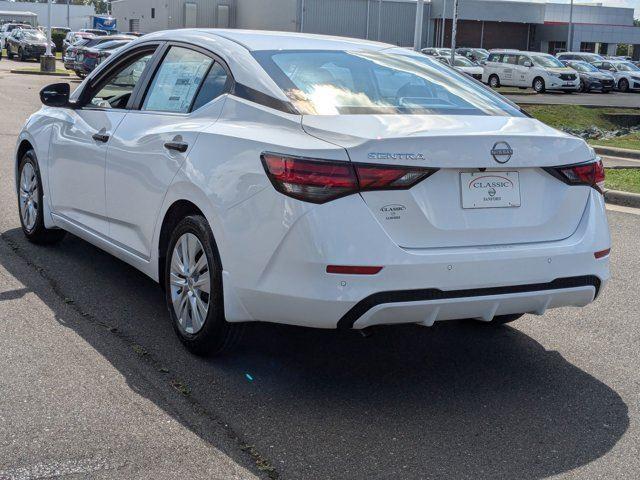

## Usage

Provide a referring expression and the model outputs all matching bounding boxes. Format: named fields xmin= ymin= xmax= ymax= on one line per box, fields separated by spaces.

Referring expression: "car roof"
xmin=144 ymin=28 xmax=392 ymax=52
xmin=104 ymin=29 xmax=394 ymax=109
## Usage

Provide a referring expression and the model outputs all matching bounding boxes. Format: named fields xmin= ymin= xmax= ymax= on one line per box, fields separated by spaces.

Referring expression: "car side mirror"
xmin=40 ymin=83 xmax=71 ymax=108
xmin=523 ymin=61 xmax=533 ymax=67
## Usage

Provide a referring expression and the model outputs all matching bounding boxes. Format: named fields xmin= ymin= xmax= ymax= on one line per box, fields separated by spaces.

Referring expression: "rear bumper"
xmin=341 ymin=276 xmax=599 ymax=329
xmin=222 ymin=188 xmax=610 ymax=329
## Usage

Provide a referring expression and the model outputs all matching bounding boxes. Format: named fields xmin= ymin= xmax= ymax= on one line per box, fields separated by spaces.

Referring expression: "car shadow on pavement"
xmin=0 ymin=228 xmax=629 ymax=480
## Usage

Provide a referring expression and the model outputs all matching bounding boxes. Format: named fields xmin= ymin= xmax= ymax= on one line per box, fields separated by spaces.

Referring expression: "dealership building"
xmin=112 ymin=0 xmax=640 ymax=58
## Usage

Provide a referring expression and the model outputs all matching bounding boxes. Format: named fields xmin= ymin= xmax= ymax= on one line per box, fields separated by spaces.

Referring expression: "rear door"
xmin=105 ymin=43 xmax=232 ymax=259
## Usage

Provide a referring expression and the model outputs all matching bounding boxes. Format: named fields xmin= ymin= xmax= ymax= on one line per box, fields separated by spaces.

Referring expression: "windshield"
xmin=453 ymin=56 xmax=475 ymax=67
xmin=531 ymin=55 xmax=565 ymax=68
xmin=22 ymin=31 xmax=46 ymax=41
xmin=616 ymin=62 xmax=640 ymax=72
xmin=570 ymin=61 xmax=598 ymax=73
xmin=253 ymin=49 xmax=523 ymax=117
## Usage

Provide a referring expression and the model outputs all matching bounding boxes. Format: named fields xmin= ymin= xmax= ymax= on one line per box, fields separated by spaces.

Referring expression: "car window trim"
xmin=132 ymin=41 xmax=235 ymax=114
xmin=78 ymin=41 xmax=165 ymax=111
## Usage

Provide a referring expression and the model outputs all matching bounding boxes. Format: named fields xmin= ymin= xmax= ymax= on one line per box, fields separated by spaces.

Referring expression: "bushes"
xmin=51 ymin=31 xmax=66 ymax=52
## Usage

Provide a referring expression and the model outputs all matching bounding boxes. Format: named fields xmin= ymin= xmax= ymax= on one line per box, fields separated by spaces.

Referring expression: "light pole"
xmin=414 ymin=0 xmax=424 ymax=51
xmin=440 ymin=0 xmax=446 ymax=48
xmin=567 ymin=0 xmax=574 ymax=52
xmin=41 ymin=0 xmax=55 ymax=72
xmin=450 ymin=0 xmax=459 ymax=65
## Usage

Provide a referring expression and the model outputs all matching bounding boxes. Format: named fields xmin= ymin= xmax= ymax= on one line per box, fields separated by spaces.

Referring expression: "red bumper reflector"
xmin=594 ymin=248 xmax=611 ymax=259
xmin=326 ymin=265 xmax=383 ymax=275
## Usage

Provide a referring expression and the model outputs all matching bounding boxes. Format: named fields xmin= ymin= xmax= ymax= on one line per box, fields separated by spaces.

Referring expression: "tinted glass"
xmin=570 ymin=61 xmax=598 ymax=73
xmin=254 ymin=49 xmax=523 ymax=116
xmin=89 ymin=53 xmax=153 ymax=109
xmin=531 ymin=55 xmax=564 ymax=68
xmin=617 ymin=62 xmax=640 ymax=72
xmin=142 ymin=46 xmax=212 ymax=113
xmin=96 ymin=40 xmax=130 ymax=51
xmin=502 ymin=54 xmax=517 ymax=64
xmin=453 ymin=56 xmax=474 ymax=67
xmin=191 ymin=62 xmax=229 ymax=111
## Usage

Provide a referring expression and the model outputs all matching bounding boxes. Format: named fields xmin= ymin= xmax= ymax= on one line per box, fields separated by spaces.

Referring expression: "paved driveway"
xmin=506 ymin=91 xmax=640 ymax=108
xmin=0 ymin=58 xmax=638 ymax=480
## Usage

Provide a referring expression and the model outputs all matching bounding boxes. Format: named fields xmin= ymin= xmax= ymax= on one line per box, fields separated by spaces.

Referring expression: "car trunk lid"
xmin=302 ymin=114 xmax=594 ymax=249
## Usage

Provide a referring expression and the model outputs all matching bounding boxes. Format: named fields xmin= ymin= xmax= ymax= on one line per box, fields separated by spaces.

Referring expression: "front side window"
xmin=89 ymin=52 xmax=154 ymax=109
xmin=253 ymin=49 xmax=523 ymax=116
xmin=142 ymin=46 xmax=213 ymax=113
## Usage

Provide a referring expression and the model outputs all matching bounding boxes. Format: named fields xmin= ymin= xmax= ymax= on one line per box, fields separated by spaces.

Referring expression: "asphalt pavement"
xmin=1 ymin=59 xmax=639 ymax=479
xmin=505 ymin=90 xmax=640 ymax=107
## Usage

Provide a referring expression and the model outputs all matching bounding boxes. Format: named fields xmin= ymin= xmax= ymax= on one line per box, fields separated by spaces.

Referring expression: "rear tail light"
xmin=85 ymin=52 xmax=98 ymax=59
xmin=261 ymin=153 xmax=436 ymax=204
xmin=545 ymin=158 xmax=605 ymax=194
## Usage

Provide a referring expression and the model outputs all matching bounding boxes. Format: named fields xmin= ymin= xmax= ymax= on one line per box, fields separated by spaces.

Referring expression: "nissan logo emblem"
xmin=491 ymin=141 xmax=513 ymax=164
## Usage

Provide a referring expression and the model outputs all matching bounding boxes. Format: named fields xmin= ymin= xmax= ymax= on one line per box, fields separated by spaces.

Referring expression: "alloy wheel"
xmin=169 ymin=233 xmax=211 ymax=335
xmin=19 ymin=162 xmax=38 ymax=232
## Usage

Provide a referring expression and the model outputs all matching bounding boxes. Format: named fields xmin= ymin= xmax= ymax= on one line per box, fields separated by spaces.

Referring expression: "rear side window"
xmin=142 ymin=46 xmax=213 ymax=113
xmin=502 ymin=54 xmax=517 ymax=65
xmin=487 ymin=53 xmax=501 ymax=62
xmin=191 ymin=62 xmax=229 ymax=111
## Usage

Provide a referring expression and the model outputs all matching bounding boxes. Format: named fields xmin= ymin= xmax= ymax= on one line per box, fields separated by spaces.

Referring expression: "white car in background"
xmin=434 ymin=54 xmax=484 ymax=80
xmin=16 ymin=30 xmax=610 ymax=355
xmin=591 ymin=60 xmax=640 ymax=92
xmin=483 ymin=50 xmax=580 ymax=93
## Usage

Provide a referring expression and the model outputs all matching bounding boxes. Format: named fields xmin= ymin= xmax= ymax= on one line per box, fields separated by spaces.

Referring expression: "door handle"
xmin=92 ymin=133 xmax=110 ymax=143
xmin=164 ymin=141 xmax=188 ymax=153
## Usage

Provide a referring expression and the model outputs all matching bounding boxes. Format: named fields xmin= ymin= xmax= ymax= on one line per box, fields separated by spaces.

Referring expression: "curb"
xmin=10 ymin=69 xmax=70 ymax=76
xmin=594 ymin=146 xmax=640 ymax=160
xmin=604 ymin=189 xmax=640 ymax=208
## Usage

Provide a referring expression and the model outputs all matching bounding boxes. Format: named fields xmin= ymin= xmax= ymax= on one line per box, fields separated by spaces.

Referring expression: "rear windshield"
xmin=253 ymin=49 xmax=523 ymax=116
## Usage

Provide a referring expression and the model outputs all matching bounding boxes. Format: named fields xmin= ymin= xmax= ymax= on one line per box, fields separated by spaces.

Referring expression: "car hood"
xmin=582 ymin=71 xmax=612 ymax=79
xmin=302 ymin=114 xmax=593 ymax=168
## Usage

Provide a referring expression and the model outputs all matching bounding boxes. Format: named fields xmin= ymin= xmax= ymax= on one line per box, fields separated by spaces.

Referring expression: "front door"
xmin=105 ymin=45 xmax=231 ymax=259
xmin=48 ymin=108 xmax=126 ymax=234
xmin=49 ymin=48 xmax=157 ymax=234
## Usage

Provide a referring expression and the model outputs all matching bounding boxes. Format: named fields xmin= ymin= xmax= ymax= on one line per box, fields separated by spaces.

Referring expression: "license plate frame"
xmin=460 ymin=171 xmax=521 ymax=209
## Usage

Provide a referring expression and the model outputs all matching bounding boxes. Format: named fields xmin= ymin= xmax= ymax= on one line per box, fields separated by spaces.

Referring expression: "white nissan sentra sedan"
xmin=16 ymin=29 xmax=610 ymax=355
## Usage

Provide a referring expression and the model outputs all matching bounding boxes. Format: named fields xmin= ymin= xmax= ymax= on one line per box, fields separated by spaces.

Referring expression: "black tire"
xmin=17 ymin=150 xmax=66 ymax=245
xmin=18 ymin=47 xmax=24 ymax=62
xmin=488 ymin=74 xmax=500 ymax=88
xmin=7 ymin=47 xmax=13 ymax=59
xmin=533 ymin=77 xmax=546 ymax=93
xmin=490 ymin=313 xmax=525 ymax=325
xmin=164 ymin=215 xmax=243 ymax=356
xmin=618 ymin=78 xmax=629 ymax=93
xmin=602 ymin=89 xmax=611 ymax=94
xmin=577 ymin=81 xmax=586 ymax=93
